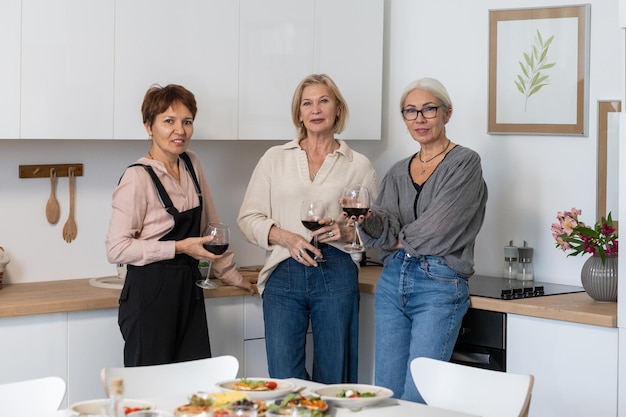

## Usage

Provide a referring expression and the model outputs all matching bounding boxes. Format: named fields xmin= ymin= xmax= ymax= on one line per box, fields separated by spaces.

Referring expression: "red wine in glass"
xmin=300 ymin=200 xmax=326 ymax=262
xmin=343 ymin=207 xmax=369 ymax=218
xmin=341 ymin=185 xmax=370 ymax=253
xmin=301 ymin=220 xmax=324 ymax=231
xmin=196 ymin=223 xmax=230 ymax=289
xmin=203 ymin=243 xmax=229 ymax=255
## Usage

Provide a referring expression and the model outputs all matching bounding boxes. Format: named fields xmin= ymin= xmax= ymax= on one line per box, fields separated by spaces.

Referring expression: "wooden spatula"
xmin=62 ymin=167 xmax=77 ymax=243
xmin=45 ymin=168 xmax=61 ymax=224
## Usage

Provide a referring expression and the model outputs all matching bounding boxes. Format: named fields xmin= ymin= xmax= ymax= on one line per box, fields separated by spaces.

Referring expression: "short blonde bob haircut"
xmin=291 ymin=74 xmax=349 ymax=140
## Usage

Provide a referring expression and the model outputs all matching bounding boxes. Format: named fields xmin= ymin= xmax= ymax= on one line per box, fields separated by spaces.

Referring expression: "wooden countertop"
xmin=0 ymin=266 xmax=617 ymax=328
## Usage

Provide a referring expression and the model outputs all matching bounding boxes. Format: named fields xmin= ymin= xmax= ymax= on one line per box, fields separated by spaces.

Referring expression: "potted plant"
xmin=551 ymin=208 xmax=618 ymax=302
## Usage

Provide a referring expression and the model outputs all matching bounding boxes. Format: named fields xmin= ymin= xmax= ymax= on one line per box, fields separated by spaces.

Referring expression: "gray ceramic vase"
xmin=580 ymin=255 xmax=618 ymax=302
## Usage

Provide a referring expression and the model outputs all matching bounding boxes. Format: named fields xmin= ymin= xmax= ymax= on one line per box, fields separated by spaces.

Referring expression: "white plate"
xmin=70 ymin=399 xmax=154 ymax=416
xmin=215 ymin=377 xmax=295 ymax=400
xmin=312 ymin=384 xmax=394 ymax=411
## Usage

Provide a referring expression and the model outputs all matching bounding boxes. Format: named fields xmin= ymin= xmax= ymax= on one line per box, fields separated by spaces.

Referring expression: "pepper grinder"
xmin=502 ymin=240 xmax=518 ymax=280
xmin=516 ymin=241 xmax=534 ymax=281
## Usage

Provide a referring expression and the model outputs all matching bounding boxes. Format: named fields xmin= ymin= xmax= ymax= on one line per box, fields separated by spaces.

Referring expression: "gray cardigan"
xmin=360 ymin=145 xmax=487 ymax=276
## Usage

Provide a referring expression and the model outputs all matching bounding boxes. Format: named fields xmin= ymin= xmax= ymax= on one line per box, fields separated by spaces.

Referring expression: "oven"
xmin=451 ymin=275 xmax=585 ymax=372
xmin=452 ymin=308 xmax=506 ymax=371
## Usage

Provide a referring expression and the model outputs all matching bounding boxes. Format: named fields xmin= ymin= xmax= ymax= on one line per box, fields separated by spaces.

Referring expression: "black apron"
xmin=118 ymin=153 xmax=211 ymax=366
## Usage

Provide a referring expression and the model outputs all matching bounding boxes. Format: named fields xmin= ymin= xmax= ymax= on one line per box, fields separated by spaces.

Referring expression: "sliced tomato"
xmin=265 ymin=381 xmax=278 ymax=390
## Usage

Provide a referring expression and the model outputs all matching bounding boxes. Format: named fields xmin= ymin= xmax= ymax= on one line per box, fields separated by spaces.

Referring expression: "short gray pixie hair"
xmin=399 ymin=77 xmax=453 ymax=112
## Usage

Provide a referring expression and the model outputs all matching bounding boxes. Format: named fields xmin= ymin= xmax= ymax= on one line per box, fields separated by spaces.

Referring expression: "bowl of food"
xmin=312 ymin=384 xmax=393 ymax=411
xmin=215 ymin=378 xmax=294 ymax=400
xmin=266 ymin=393 xmax=329 ymax=416
xmin=70 ymin=398 xmax=154 ymax=416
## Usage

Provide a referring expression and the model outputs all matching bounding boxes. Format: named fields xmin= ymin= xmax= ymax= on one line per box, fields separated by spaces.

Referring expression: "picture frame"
xmin=488 ymin=5 xmax=591 ymax=135
xmin=597 ymin=100 xmax=621 ymax=227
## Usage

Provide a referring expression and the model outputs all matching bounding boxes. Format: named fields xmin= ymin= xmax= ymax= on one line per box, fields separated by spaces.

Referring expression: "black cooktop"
xmin=469 ymin=275 xmax=585 ymax=300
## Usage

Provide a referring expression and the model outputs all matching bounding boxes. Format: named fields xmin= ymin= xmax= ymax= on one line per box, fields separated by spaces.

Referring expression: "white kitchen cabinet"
xmin=238 ymin=0 xmax=384 ymax=140
xmin=67 ymin=309 xmax=124 ymax=405
xmin=206 ymin=296 xmax=246 ymax=377
xmin=238 ymin=0 xmax=315 ymax=140
xmin=21 ymin=0 xmax=114 ymax=139
xmin=114 ymin=0 xmax=240 ymax=140
xmin=314 ymin=0 xmax=384 ymax=141
xmin=0 ymin=313 xmax=68 ymax=404
xmin=507 ymin=314 xmax=618 ymax=417
xmin=0 ymin=0 xmax=21 ymax=139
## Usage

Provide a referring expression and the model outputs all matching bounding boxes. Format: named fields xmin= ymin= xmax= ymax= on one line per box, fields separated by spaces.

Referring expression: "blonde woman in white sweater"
xmin=238 ymin=74 xmax=378 ymax=384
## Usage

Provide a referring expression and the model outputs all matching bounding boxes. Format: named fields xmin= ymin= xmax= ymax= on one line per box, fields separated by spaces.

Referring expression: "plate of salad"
xmin=312 ymin=384 xmax=394 ymax=411
xmin=215 ymin=377 xmax=294 ymax=400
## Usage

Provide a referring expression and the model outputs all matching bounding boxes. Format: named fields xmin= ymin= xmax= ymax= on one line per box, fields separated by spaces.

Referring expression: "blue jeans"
xmin=263 ymin=244 xmax=360 ymax=383
xmin=374 ymin=250 xmax=469 ymax=403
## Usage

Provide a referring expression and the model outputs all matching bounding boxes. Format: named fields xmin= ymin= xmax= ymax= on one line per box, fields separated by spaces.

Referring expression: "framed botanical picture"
xmin=488 ymin=5 xmax=591 ymax=135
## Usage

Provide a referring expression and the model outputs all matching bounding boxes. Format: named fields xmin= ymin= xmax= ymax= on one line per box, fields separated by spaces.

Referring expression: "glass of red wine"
xmin=341 ymin=185 xmax=370 ymax=253
xmin=196 ymin=223 xmax=230 ymax=289
xmin=300 ymin=200 xmax=326 ymax=262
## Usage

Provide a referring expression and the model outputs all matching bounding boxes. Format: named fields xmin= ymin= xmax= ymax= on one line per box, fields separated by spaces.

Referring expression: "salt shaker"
xmin=502 ymin=241 xmax=518 ymax=280
xmin=516 ymin=241 xmax=534 ymax=281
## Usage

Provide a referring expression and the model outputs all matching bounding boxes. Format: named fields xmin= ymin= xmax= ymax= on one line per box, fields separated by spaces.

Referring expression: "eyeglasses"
xmin=401 ymin=106 xmax=439 ymax=121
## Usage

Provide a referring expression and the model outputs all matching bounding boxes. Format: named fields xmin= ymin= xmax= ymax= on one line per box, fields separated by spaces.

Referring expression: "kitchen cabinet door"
xmin=314 ymin=0 xmax=384 ymax=140
xmin=507 ymin=314 xmax=618 ymax=417
xmin=239 ymin=0 xmax=384 ymax=141
xmin=67 ymin=309 xmax=124 ymax=404
xmin=21 ymin=0 xmax=114 ymax=139
xmin=206 ymin=296 xmax=245 ymax=376
xmin=114 ymin=0 xmax=239 ymax=140
xmin=0 ymin=313 xmax=68 ymax=397
xmin=238 ymin=0 xmax=315 ymax=140
xmin=0 ymin=0 xmax=21 ymax=139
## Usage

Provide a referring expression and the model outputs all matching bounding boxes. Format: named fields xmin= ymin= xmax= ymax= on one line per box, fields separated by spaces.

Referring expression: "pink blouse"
xmin=105 ymin=150 xmax=243 ymax=286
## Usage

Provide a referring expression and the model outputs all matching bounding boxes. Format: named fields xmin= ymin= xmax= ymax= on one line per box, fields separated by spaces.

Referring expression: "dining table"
xmin=41 ymin=377 xmax=478 ymax=417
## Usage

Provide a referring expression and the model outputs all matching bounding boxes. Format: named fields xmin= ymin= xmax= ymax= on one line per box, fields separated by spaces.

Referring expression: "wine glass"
xmin=341 ymin=185 xmax=370 ymax=253
xmin=196 ymin=223 xmax=230 ymax=290
xmin=300 ymin=200 xmax=326 ymax=262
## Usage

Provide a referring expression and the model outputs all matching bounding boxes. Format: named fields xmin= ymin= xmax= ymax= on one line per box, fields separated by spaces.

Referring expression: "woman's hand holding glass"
xmin=196 ymin=223 xmax=230 ymax=290
xmin=340 ymin=185 xmax=370 ymax=253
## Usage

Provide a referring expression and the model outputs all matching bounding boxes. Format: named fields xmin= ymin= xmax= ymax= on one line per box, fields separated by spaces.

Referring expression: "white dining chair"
xmin=101 ymin=355 xmax=239 ymax=399
xmin=410 ymin=357 xmax=534 ymax=417
xmin=0 ymin=376 xmax=66 ymax=416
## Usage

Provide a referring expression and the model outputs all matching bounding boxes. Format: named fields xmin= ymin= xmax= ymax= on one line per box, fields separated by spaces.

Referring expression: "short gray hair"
xmin=399 ymin=77 xmax=452 ymax=112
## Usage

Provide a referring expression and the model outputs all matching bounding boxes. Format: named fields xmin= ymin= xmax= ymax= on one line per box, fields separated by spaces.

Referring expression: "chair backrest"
xmin=0 ymin=376 xmax=66 ymax=416
xmin=101 ymin=355 xmax=239 ymax=399
xmin=410 ymin=357 xmax=534 ymax=417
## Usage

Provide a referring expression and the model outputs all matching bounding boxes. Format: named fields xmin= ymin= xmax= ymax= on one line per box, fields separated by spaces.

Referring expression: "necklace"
xmin=418 ymin=139 xmax=451 ymax=174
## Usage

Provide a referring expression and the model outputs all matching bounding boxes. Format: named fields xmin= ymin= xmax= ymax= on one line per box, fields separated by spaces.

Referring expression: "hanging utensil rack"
xmin=19 ymin=164 xmax=83 ymax=178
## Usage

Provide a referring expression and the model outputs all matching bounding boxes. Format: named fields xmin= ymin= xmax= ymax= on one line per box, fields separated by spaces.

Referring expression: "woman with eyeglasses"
xmin=357 ymin=77 xmax=488 ymax=403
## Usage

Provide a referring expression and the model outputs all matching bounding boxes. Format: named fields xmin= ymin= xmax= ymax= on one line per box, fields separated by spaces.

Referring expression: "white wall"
xmin=0 ymin=0 xmax=623 ymax=287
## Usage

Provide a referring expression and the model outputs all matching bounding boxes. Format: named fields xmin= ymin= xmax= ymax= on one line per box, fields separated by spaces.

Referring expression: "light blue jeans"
xmin=374 ymin=250 xmax=470 ymax=403
xmin=263 ymin=244 xmax=360 ymax=383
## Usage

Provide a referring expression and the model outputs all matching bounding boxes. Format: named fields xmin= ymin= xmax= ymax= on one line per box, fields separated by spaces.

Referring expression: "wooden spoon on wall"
xmin=62 ymin=167 xmax=77 ymax=243
xmin=45 ymin=168 xmax=61 ymax=224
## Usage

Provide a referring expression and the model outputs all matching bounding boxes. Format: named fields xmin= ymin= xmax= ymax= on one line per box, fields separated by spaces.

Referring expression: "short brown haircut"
xmin=141 ymin=84 xmax=198 ymax=127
